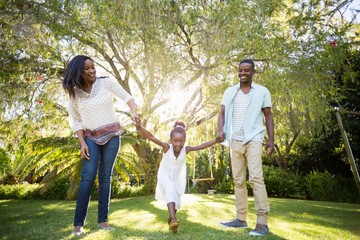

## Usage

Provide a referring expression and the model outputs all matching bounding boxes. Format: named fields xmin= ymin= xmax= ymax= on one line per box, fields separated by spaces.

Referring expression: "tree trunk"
xmin=132 ymin=142 xmax=162 ymax=193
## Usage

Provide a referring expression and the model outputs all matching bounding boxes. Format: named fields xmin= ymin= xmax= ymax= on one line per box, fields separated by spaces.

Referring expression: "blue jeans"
xmin=74 ymin=136 xmax=120 ymax=226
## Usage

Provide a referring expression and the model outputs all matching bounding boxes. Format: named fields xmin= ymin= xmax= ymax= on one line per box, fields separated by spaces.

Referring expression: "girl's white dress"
xmin=155 ymin=144 xmax=187 ymax=209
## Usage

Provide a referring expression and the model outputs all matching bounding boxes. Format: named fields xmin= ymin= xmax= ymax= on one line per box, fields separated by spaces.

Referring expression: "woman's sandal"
xmin=169 ymin=219 xmax=179 ymax=233
xmin=72 ymin=226 xmax=85 ymax=236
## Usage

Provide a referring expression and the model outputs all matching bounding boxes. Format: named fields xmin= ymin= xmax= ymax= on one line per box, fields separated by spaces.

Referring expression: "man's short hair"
xmin=240 ymin=59 xmax=255 ymax=69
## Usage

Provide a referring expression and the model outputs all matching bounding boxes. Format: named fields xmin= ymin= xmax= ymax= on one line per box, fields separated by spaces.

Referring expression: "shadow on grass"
xmin=0 ymin=199 xmax=76 ymax=239
xmin=0 ymin=195 xmax=287 ymax=240
xmin=270 ymin=198 xmax=360 ymax=237
xmin=99 ymin=195 xmax=286 ymax=240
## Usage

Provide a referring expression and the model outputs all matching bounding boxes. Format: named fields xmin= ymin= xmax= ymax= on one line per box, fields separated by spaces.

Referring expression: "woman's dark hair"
xmin=170 ymin=120 xmax=186 ymax=139
xmin=63 ymin=55 xmax=93 ymax=98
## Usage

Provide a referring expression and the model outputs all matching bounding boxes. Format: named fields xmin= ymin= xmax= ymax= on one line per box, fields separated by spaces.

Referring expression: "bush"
xmin=191 ymin=179 xmax=217 ymax=193
xmin=0 ymin=182 xmax=40 ymax=199
xmin=112 ymin=182 xmax=149 ymax=198
xmin=305 ymin=170 xmax=360 ymax=203
xmin=191 ymin=147 xmax=233 ymax=194
xmin=0 ymin=178 xmax=149 ymax=200
xmin=191 ymin=152 xmax=216 ymax=193
xmin=263 ymin=165 xmax=305 ymax=199
xmin=217 ymin=166 xmax=305 ymax=198
xmin=40 ymin=178 xmax=70 ymax=200
xmin=85 ymin=177 xmax=149 ymax=199
xmin=214 ymin=177 xmax=234 ymax=194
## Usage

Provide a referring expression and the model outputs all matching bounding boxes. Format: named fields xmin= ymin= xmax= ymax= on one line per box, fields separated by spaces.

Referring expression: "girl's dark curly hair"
xmin=170 ymin=120 xmax=186 ymax=139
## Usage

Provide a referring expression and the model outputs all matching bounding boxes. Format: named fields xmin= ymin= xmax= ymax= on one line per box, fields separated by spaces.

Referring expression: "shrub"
xmin=211 ymin=165 xmax=305 ymax=198
xmin=191 ymin=179 xmax=217 ymax=193
xmin=0 ymin=182 xmax=40 ymax=199
xmin=191 ymin=152 xmax=216 ymax=193
xmin=305 ymin=170 xmax=360 ymax=203
xmin=214 ymin=177 xmax=234 ymax=194
xmin=221 ymin=166 xmax=304 ymax=198
xmin=262 ymin=166 xmax=304 ymax=198
xmin=86 ymin=177 xmax=149 ymax=199
xmin=112 ymin=182 xmax=148 ymax=198
xmin=40 ymin=178 xmax=70 ymax=200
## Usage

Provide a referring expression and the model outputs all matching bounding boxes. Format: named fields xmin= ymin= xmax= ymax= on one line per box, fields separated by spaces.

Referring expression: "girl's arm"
xmin=186 ymin=135 xmax=224 ymax=154
xmin=137 ymin=125 xmax=170 ymax=153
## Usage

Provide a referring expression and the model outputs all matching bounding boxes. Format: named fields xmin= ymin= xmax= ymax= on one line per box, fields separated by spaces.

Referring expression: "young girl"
xmin=136 ymin=120 xmax=223 ymax=233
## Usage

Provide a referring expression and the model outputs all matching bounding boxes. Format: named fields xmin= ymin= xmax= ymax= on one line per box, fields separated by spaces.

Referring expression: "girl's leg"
xmin=97 ymin=136 xmax=120 ymax=224
xmin=167 ymin=202 xmax=179 ymax=233
xmin=167 ymin=202 xmax=177 ymax=222
xmin=74 ymin=138 xmax=100 ymax=227
xmin=167 ymin=208 xmax=177 ymax=224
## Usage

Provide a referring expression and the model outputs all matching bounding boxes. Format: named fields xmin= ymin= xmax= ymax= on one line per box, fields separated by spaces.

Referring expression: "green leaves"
xmin=1 ymin=0 xmax=359 ymax=190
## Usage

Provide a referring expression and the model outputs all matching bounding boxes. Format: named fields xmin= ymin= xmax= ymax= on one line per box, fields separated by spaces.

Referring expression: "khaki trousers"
xmin=230 ymin=140 xmax=269 ymax=225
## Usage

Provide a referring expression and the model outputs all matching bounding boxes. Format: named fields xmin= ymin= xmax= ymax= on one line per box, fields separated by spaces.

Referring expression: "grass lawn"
xmin=0 ymin=194 xmax=359 ymax=240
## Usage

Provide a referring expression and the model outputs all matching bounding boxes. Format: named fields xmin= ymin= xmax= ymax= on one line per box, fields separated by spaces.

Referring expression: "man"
xmin=217 ymin=59 xmax=274 ymax=236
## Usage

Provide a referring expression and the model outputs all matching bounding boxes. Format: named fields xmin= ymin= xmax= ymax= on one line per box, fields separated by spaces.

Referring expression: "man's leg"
xmin=220 ymin=140 xmax=248 ymax=228
xmin=231 ymin=140 xmax=249 ymax=221
xmin=247 ymin=141 xmax=270 ymax=236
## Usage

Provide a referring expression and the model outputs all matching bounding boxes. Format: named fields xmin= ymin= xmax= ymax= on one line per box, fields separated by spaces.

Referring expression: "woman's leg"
xmin=74 ymin=138 xmax=100 ymax=227
xmin=97 ymin=136 xmax=120 ymax=224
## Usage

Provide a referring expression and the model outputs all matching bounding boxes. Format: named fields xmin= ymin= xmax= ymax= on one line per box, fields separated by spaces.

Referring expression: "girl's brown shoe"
xmin=169 ymin=219 xmax=179 ymax=233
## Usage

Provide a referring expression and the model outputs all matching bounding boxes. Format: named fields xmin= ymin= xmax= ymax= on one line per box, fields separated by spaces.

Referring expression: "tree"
xmin=1 ymin=0 xmax=359 ymax=192
xmin=263 ymin=0 xmax=359 ymax=169
xmin=25 ymin=0 xmax=289 ymax=190
xmin=0 ymin=1 xmax=144 ymax=196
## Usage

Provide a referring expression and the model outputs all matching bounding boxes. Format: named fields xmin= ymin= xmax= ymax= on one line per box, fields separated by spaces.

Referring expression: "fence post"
xmin=335 ymin=108 xmax=360 ymax=195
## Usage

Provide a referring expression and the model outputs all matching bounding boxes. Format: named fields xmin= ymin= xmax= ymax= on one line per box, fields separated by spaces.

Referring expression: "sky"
xmin=344 ymin=1 xmax=360 ymax=23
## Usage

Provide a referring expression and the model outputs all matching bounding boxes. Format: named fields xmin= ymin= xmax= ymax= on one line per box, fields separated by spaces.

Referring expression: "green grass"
xmin=1 ymin=194 xmax=359 ymax=240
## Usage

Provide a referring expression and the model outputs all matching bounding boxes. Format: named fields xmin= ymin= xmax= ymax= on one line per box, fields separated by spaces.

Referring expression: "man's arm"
xmin=263 ymin=107 xmax=274 ymax=155
xmin=217 ymin=105 xmax=226 ymax=140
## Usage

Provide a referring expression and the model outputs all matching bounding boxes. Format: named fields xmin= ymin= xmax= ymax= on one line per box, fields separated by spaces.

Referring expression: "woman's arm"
xmin=136 ymin=124 xmax=170 ymax=153
xmin=67 ymin=99 xmax=90 ymax=160
xmin=76 ymin=130 xmax=90 ymax=160
xmin=127 ymin=99 xmax=140 ymax=125
xmin=105 ymin=77 xmax=140 ymax=124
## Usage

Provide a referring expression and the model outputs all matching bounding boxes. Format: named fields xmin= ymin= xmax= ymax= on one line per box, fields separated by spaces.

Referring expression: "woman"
xmin=63 ymin=55 xmax=140 ymax=236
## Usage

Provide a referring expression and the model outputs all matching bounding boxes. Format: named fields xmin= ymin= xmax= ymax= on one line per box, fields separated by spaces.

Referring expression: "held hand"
xmin=215 ymin=134 xmax=225 ymax=143
xmin=264 ymin=140 xmax=274 ymax=156
xmin=135 ymin=119 xmax=142 ymax=128
xmin=216 ymin=130 xmax=226 ymax=142
xmin=131 ymin=113 xmax=140 ymax=126
xmin=80 ymin=143 xmax=90 ymax=160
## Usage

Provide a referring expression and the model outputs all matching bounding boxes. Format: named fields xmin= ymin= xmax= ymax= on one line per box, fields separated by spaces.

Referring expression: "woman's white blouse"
xmin=68 ymin=77 xmax=133 ymax=132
